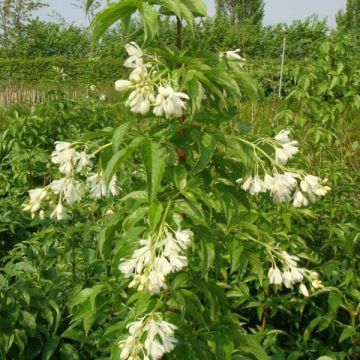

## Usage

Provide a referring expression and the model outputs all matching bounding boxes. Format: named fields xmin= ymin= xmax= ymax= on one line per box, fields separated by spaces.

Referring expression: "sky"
xmin=36 ymin=0 xmax=347 ymax=28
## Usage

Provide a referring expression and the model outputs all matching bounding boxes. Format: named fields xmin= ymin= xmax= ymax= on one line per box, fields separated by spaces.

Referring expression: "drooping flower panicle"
xmin=119 ymin=227 xmax=193 ymax=294
xmin=237 ymin=130 xmax=330 ymax=207
xmin=119 ymin=314 xmax=177 ymax=360
xmin=115 ymin=42 xmax=189 ymax=118
xmin=268 ymin=250 xmax=323 ymax=297
xmin=23 ymin=141 xmax=119 ymax=221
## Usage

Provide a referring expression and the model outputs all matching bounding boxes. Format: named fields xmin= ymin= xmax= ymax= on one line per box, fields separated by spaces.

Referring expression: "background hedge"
xmin=0 ymin=57 xmax=126 ymax=85
xmin=0 ymin=56 xmax=303 ymax=98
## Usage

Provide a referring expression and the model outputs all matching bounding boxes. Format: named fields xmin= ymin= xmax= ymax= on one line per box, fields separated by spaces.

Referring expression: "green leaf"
xmin=98 ymin=217 xmax=121 ymax=259
xmin=101 ymin=321 xmax=125 ymax=343
xmin=49 ymin=300 xmax=61 ymax=335
xmin=155 ymin=0 xmax=196 ymax=30
xmin=174 ymin=165 xmax=187 ymax=190
xmin=327 ymin=292 xmax=342 ymax=315
xmin=86 ymin=0 xmax=97 ymax=12
xmin=121 ymin=191 xmax=148 ymax=202
xmin=185 ymin=69 xmax=227 ymax=107
xmin=98 ymin=211 xmax=125 ymax=259
xmin=177 ymin=2 xmax=195 ymax=33
xmin=60 ymin=344 xmax=80 ymax=360
xmin=181 ymin=0 xmax=207 ymax=17
xmin=233 ymin=70 xmax=263 ymax=101
xmin=339 ymin=327 xmax=356 ymax=342
xmin=112 ymin=122 xmax=131 ymax=152
xmin=70 ymin=288 xmax=94 ymax=308
xmin=176 ymin=199 xmax=207 ymax=227
xmin=154 ymin=0 xmax=182 ymax=18
xmin=43 ymin=337 xmax=60 ymax=360
xmin=304 ymin=316 xmax=323 ymax=342
xmin=149 ymin=202 xmax=164 ymax=231
xmin=142 ymin=141 xmax=167 ymax=202
xmin=238 ymin=335 xmax=270 ymax=360
xmin=104 ymin=136 xmax=145 ymax=188
xmin=90 ymin=0 xmax=139 ymax=44
xmin=200 ymin=235 xmax=215 ymax=276
xmin=216 ymin=186 xmax=236 ymax=225
xmin=215 ymin=330 xmax=233 ymax=360
xmin=180 ymin=289 xmax=207 ymax=326
xmin=20 ymin=311 xmax=36 ymax=332
xmin=13 ymin=329 xmax=26 ymax=353
xmin=124 ymin=206 xmax=149 ymax=229
xmin=138 ymin=2 xmax=158 ymax=45
xmin=193 ymin=278 xmax=219 ymax=321
xmin=248 ymin=254 xmax=264 ymax=286
xmin=228 ymin=239 xmax=243 ymax=274
xmin=83 ymin=314 xmax=97 ymax=337
xmin=191 ymin=134 xmax=216 ymax=175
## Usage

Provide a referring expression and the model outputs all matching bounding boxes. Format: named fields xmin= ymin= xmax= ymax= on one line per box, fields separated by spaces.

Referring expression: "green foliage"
xmin=0 ymin=19 xmax=92 ymax=58
xmin=336 ymin=0 xmax=360 ymax=43
xmin=215 ymin=0 xmax=265 ymax=26
xmin=89 ymin=0 xmax=207 ymax=46
xmin=0 ymin=1 xmax=359 ymax=360
xmin=195 ymin=15 xmax=329 ymax=59
xmin=0 ymin=56 xmax=125 ymax=84
xmin=261 ymin=32 xmax=360 ymax=358
xmin=0 ymin=94 xmax=119 ymax=256
xmin=0 ymin=55 xmax=298 ymax=98
xmin=0 ymin=0 xmax=47 ymax=48
xmin=0 ymin=13 xmax=332 ymax=61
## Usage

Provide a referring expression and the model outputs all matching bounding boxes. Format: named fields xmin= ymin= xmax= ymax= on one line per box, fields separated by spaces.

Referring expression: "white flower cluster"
xmin=223 ymin=49 xmax=246 ymax=61
xmin=119 ymin=228 xmax=193 ymax=295
xmin=268 ymin=251 xmax=323 ymax=297
xmin=51 ymin=141 xmax=93 ymax=175
xmin=237 ymin=130 xmax=330 ymax=207
xmin=119 ymin=314 xmax=177 ymax=360
xmin=115 ymin=42 xmax=189 ymax=119
xmin=240 ymin=172 xmax=330 ymax=207
xmin=23 ymin=141 xmax=119 ymax=220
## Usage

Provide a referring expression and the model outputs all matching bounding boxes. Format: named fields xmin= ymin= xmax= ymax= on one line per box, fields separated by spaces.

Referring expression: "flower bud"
xmin=115 ymin=80 xmax=132 ymax=92
xmin=120 ymin=346 xmax=130 ymax=359
xmin=299 ymin=283 xmax=309 ymax=297
xmin=129 ymin=279 xmax=138 ymax=288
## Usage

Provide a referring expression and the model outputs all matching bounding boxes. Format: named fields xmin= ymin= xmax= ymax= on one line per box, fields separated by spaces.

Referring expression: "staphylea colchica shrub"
xmin=18 ymin=1 xmax=339 ymax=359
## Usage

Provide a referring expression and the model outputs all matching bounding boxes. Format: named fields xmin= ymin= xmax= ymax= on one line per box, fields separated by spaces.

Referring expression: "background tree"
xmin=0 ymin=0 xmax=13 ymax=47
xmin=0 ymin=0 xmax=47 ymax=48
xmin=336 ymin=0 xmax=360 ymax=42
xmin=215 ymin=0 xmax=265 ymax=26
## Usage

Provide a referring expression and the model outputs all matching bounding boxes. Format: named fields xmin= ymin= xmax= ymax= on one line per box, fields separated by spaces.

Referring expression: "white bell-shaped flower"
xmin=153 ymin=86 xmax=189 ymax=119
xmin=50 ymin=203 xmax=66 ymax=221
xmin=293 ymin=190 xmax=309 ymax=208
xmin=268 ymin=266 xmax=283 ymax=285
xmin=124 ymin=42 xmax=143 ymax=69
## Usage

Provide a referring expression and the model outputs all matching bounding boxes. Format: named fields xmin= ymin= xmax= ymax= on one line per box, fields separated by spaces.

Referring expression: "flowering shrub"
xmin=16 ymin=1 xmax=340 ymax=359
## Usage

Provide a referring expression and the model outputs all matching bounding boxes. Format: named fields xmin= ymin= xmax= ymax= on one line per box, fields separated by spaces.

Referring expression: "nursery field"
xmin=0 ymin=1 xmax=359 ymax=360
